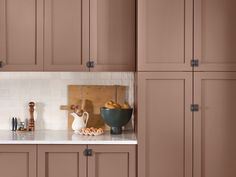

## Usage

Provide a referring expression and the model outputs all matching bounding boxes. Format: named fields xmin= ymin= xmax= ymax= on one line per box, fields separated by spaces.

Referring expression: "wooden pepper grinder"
xmin=28 ymin=102 xmax=35 ymax=131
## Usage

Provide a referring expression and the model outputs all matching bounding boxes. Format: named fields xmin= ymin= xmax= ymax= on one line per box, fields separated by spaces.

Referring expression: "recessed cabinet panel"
xmin=138 ymin=0 xmax=193 ymax=71
xmin=38 ymin=145 xmax=87 ymax=177
xmin=0 ymin=0 xmax=43 ymax=71
xmin=194 ymin=0 xmax=236 ymax=71
xmin=0 ymin=145 xmax=36 ymax=177
xmin=138 ymin=72 xmax=192 ymax=177
xmin=90 ymin=0 xmax=135 ymax=71
xmin=44 ymin=0 xmax=89 ymax=71
xmin=88 ymin=145 xmax=136 ymax=177
xmin=47 ymin=153 xmax=80 ymax=177
xmin=194 ymin=73 xmax=236 ymax=177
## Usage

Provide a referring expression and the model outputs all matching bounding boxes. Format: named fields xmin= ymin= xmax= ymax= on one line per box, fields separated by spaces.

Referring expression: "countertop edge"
xmin=0 ymin=141 xmax=138 ymax=145
xmin=0 ymin=130 xmax=137 ymax=145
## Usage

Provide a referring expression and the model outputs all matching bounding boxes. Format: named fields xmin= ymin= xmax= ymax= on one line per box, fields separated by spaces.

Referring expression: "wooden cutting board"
xmin=64 ymin=85 xmax=127 ymax=130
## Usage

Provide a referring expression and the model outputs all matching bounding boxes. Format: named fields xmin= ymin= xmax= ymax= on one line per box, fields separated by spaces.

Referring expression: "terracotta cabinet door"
xmin=44 ymin=0 xmax=89 ymax=71
xmin=0 ymin=0 xmax=43 ymax=71
xmin=138 ymin=72 xmax=192 ymax=177
xmin=194 ymin=0 xmax=236 ymax=71
xmin=194 ymin=72 xmax=236 ymax=177
xmin=89 ymin=0 xmax=135 ymax=71
xmin=138 ymin=0 xmax=193 ymax=71
xmin=38 ymin=145 xmax=87 ymax=177
xmin=0 ymin=145 xmax=36 ymax=177
xmin=87 ymin=145 xmax=136 ymax=177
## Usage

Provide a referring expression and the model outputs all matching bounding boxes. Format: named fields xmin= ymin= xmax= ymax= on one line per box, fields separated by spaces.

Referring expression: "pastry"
xmin=105 ymin=104 xmax=116 ymax=109
xmin=105 ymin=100 xmax=116 ymax=109
xmin=104 ymin=100 xmax=131 ymax=109
xmin=112 ymin=103 xmax=121 ymax=109
xmin=121 ymin=102 xmax=130 ymax=109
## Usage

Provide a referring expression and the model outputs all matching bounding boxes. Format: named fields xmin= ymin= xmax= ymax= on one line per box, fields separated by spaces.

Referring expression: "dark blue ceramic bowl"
xmin=100 ymin=107 xmax=133 ymax=134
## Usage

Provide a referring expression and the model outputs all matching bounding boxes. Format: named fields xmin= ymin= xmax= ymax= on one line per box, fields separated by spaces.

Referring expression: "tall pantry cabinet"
xmin=137 ymin=0 xmax=236 ymax=177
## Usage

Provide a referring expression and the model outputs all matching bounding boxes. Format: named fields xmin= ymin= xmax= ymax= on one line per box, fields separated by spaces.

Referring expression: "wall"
xmin=0 ymin=72 xmax=134 ymax=130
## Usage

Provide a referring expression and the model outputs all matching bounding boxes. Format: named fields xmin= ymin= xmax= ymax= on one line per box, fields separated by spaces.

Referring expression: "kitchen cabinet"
xmin=194 ymin=0 xmax=236 ymax=71
xmin=38 ymin=144 xmax=136 ymax=177
xmin=0 ymin=0 xmax=43 ymax=71
xmin=138 ymin=0 xmax=236 ymax=72
xmin=89 ymin=0 xmax=135 ymax=71
xmin=0 ymin=145 xmax=36 ymax=177
xmin=137 ymin=0 xmax=236 ymax=176
xmin=1 ymin=0 xmax=135 ymax=72
xmin=87 ymin=145 xmax=136 ymax=177
xmin=137 ymin=0 xmax=193 ymax=71
xmin=194 ymin=72 xmax=236 ymax=177
xmin=44 ymin=0 xmax=135 ymax=71
xmin=137 ymin=72 xmax=192 ymax=177
xmin=38 ymin=145 xmax=87 ymax=177
xmin=44 ymin=0 xmax=89 ymax=71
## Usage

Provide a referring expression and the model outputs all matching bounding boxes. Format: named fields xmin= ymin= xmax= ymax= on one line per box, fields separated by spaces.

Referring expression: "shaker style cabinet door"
xmin=0 ymin=0 xmax=43 ymax=71
xmin=137 ymin=0 xmax=193 ymax=71
xmin=0 ymin=145 xmax=36 ymax=177
xmin=44 ymin=0 xmax=89 ymax=71
xmin=137 ymin=72 xmax=193 ymax=177
xmin=89 ymin=0 xmax=135 ymax=71
xmin=194 ymin=0 xmax=236 ymax=71
xmin=38 ymin=145 xmax=87 ymax=177
xmin=87 ymin=145 xmax=136 ymax=177
xmin=194 ymin=72 xmax=236 ymax=177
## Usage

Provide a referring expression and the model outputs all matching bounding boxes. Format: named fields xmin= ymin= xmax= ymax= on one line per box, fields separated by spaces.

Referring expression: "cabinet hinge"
xmin=191 ymin=104 xmax=199 ymax=112
xmin=83 ymin=149 xmax=92 ymax=156
xmin=191 ymin=59 xmax=199 ymax=67
xmin=86 ymin=61 xmax=95 ymax=68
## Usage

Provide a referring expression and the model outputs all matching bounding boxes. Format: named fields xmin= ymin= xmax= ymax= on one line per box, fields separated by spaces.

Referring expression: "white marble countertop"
xmin=0 ymin=130 xmax=137 ymax=145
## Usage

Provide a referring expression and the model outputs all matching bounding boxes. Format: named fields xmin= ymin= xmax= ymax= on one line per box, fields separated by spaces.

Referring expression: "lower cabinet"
xmin=0 ymin=144 xmax=135 ymax=177
xmin=137 ymin=72 xmax=193 ymax=177
xmin=38 ymin=145 xmax=87 ymax=177
xmin=38 ymin=144 xmax=136 ymax=177
xmin=87 ymin=145 xmax=136 ymax=177
xmin=0 ymin=145 xmax=36 ymax=177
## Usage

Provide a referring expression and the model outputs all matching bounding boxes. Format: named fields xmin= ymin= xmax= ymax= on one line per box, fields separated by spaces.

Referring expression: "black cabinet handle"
xmin=84 ymin=149 xmax=93 ymax=156
xmin=86 ymin=61 xmax=95 ymax=68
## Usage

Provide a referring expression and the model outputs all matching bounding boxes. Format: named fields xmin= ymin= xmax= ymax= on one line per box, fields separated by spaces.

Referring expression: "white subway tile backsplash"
xmin=0 ymin=72 xmax=134 ymax=130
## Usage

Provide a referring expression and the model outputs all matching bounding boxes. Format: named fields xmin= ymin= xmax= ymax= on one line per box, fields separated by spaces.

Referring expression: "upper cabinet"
xmin=0 ymin=0 xmax=43 ymax=71
xmin=137 ymin=0 xmax=193 ymax=71
xmin=89 ymin=0 xmax=136 ymax=71
xmin=194 ymin=0 xmax=236 ymax=71
xmin=44 ymin=0 xmax=89 ymax=71
xmin=138 ymin=0 xmax=236 ymax=72
xmin=0 ymin=0 xmax=135 ymax=71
